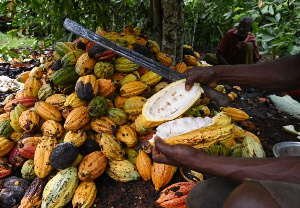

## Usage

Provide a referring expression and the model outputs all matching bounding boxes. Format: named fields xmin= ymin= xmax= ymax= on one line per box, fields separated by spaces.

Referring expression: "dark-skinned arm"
xmin=185 ymin=54 xmax=300 ymax=92
xmin=152 ymin=137 xmax=300 ymax=184
xmin=216 ymin=50 xmax=229 ymax=65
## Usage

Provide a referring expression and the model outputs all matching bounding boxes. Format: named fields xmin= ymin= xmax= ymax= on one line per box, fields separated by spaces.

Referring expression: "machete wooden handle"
xmin=201 ymin=85 xmax=230 ymax=107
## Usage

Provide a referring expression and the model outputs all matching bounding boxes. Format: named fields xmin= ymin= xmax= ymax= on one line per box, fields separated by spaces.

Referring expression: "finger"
xmin=185 ymin=77 xmax=194 ymax=91
xmin=155 ymin=137 xmax=179 ymax=160
xmin=184 ymin=69 xmax=195 ymax=91
xmin=152 ymin=147 xmax=173 ymax=164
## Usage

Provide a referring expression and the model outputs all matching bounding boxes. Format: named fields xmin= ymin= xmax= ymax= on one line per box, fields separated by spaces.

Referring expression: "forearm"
xmin=213 ymin=55 xmax=300 ymax=92
xmin=190 ymin=153 xmax=300 ymax=184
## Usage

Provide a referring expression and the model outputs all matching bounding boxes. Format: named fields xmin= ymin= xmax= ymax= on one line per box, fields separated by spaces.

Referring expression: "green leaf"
xmin=269 ymin=5 xmax=274 ymax=15
xmin=275 ymin=13 xmax=281 ymax=22
xmin=252 ymin=22 xmax=259 ymax=34
xmin=289 ymin=46 xmax=300 ymax=55
xmin=260 ymin=33 xmax=276 ymax=42
xmin=268 ymin=95 xmax=300 ymax=115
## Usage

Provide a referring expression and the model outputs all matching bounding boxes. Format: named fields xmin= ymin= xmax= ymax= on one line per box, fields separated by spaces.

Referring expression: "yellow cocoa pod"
xmin=90 ymin=116 xmax=116 ymax=134
xmin=151 ymin=162 xmax=175 ymax=191
xmin=146 ymin=40 xmax=160 ymax=54
xmin=174 ymin=62 xmax=187 ymax=73
xmin=34 ymin=101 xmax=62 ymax=122
xmin=120 ymin=81 xmax=148 ymax=97
xmin=184 ymin=55 xmax=198 ymax=66
xmin=124 ymin=96 xmax=147 ymax=116
xmin=16 ymin=71 xmax=30 ymax=83
xmin=64 ymin=130 xmax=87 ymax=147
xmin=140 ymin=71 xmax=163 ymax=86
xmin=24 ymin=77 xmax=43 ymax=98
xmin=18 ymin=110 xmax=40 ymax=132
xmin=64 ymin=106 xmax=90 ymax=130
xmin=115 ymin=125 xmax=137 ymax=147
xmin=136 ymin=150 xmax=152 ymax=181
xmin=221 ymin=107 xmax=249 ymax=122
xmin=72 ymin=181 xmax=97 ymax=208
xmin=99 ymin=133 xmax=125 ymax=161
xmin=15 ymin=89 xmax=28 ymax=99
xmin=155 ymin=53 xmax=173 ymax=66
xmin=0 ymin=137 xmax=14 ymax=157
xmin=64 ymin=92 xmax=86 ymax=108
xmin=106 ymin=159 xmax=140 ymax=182
xmin=45 ymin=94 xmax=66 ymax=111
xmin=75 ymin=52 xmax=97 ymax=76
xmin=34 ymin=136 xmax=57 ymax=178
xmin=41 ymin=120 xmax=63 ymax=138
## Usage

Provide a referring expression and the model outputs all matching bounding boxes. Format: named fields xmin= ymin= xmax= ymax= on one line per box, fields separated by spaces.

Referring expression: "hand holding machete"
xmin=63 ymin=18 xmax=230 ymax=107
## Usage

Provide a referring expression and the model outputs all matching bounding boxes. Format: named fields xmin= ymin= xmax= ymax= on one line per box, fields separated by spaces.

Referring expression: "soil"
xmin=0 ymin=60 xmax=299 ymax=208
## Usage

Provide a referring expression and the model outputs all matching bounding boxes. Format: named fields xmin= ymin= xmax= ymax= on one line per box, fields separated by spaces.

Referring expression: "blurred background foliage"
xmin=0 ymin=0 xmax=299 ymax=60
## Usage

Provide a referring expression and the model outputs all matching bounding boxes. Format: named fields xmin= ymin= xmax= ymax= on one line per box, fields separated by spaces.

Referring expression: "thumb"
xmin=154 ymin=136 xmax=172 ymax=155
xmin=185 ymin=76 xmax=194 ymax=91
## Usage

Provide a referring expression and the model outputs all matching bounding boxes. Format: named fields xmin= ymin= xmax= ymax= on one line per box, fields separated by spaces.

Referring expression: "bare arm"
xmin=185 ymin=54 xmax=300 ymax=92
xmin=153 ymin=137 xmax=300 ymax=184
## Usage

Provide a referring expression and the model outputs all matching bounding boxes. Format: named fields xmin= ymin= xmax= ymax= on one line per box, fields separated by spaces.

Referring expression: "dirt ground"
xmin=1 ymin=60 xmax=299 ymax=208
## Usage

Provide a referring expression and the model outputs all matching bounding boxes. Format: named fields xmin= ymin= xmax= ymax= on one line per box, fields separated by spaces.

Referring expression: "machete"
xmin=63 ymin=18 xmax=229 ymax=107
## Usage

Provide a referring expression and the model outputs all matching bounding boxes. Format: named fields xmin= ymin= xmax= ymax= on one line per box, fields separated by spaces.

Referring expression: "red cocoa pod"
xmin=4 ymin=97 xmax=38 ymax=112
xmin=9 ymin=146 xmax=27 ymax=167
xmin=17 ymin=137 xmax=42 ymax=159
xmin=155 ymin=182 xmax=196 ymax=208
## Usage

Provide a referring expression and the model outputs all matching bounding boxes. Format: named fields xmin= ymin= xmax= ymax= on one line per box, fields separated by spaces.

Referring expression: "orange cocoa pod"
xmin=136 ymin=150 xmax=152 ymax=181
xmin=78 ymin=151 xmax=107 ymax=181
xmin=156 ymin=182 xmax=196 ymax=208
xmin=151 ymin=162 xmax=175 ymax=191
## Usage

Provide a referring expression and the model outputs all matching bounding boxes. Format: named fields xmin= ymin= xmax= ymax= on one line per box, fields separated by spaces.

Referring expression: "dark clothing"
xmin=256 ymin=179 xmax=300 ymax=208
xmin=186 ymin=177 xmax=300 ymax=208
xmin=186 ymin=177 xmax=237 ymax=208
xmin=217 ymin=28 xmax=260 ymax=64
xmin=204 ymin=42 xmax=255 ymax=65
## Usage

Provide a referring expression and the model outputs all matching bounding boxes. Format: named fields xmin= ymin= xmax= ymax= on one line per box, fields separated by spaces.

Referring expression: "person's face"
xmin=237 ymin=22 xmax=251 ymax=37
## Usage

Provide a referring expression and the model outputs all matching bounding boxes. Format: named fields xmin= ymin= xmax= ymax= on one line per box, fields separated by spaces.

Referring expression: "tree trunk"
xmin=162 ymin=0 xmax=184 ymax=65
xmin=191 ymin=12 xmax=199 ymax=48
xmin=146 ymin=0 xmax=163 ymax=44
xmin=176 ymin=1 xmax=184 ymax=63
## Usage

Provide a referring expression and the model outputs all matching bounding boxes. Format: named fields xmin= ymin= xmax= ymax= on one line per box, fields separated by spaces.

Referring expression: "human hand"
xmin=184 ymin=67 xmax=217 ymax=91
xmin=152 ymin=136 xmax=207 ymax=169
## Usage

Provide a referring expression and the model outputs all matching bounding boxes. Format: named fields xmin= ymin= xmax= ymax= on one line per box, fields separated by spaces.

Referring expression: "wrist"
xmin=213 ymin=65 xmax=234 ymax=84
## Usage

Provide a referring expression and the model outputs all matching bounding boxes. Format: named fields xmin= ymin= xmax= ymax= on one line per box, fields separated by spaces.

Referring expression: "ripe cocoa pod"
xmin=115 ymin=125 xmax=137 ymax=147
xmin=99 ymin=133 xmax=125 ymax=161
xmin=151 ymin=162 xmax=175 ymax=191
xmin=34 ymin=136 xmax=57 ymax=178
xmin=41 ymin=120 xmax=63 ymax=138
xmin=41 ymin=167 xmax=79 ymax=208
xmin=106 ymin=159 xmax=140 ymax=182
xmin=64 ymin=106 xmax=90 ymax=130
xmin=78 ymin=151 xmax=107 ymax=181
xmin=136 ymin=150 xmax=152 ymax=181
xmin=155 ymin=182 xmax=196 ymax=208
xmin=34 ymin=101 xmax=62 ymax=122
xmin=72 ymin=181 xmax=97 ymax=208
xmin=19 ymin=177 xmax=47 ymax=208
xmin=18 ymin=110 xmax=40 ymax=132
